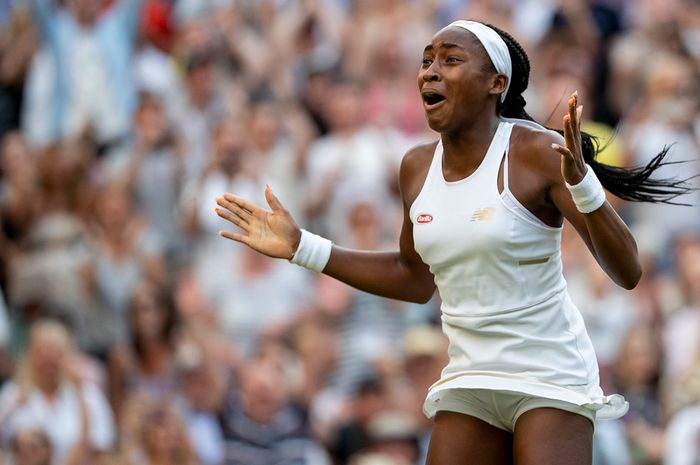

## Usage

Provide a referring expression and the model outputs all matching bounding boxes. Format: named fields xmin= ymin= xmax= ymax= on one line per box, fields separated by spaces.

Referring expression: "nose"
xmin=421 ymin=62 xmax=441 ymax=82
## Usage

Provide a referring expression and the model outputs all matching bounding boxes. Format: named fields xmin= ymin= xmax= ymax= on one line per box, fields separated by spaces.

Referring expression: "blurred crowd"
xmin=0 ymin=0 xmax=698 ymax=464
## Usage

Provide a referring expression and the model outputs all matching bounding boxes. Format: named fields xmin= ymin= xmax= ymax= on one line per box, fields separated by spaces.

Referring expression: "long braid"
xmin=485 ymin=23 xmax=695 ymax=205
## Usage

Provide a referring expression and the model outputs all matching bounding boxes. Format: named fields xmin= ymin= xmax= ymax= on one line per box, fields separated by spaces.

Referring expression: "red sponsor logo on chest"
xmin=416 ymin=214 xmax=433 ymax=224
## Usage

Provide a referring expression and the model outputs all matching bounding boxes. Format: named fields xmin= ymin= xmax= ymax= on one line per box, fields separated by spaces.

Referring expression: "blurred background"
xmin=0 ymin=0 xmax=698 ymax=464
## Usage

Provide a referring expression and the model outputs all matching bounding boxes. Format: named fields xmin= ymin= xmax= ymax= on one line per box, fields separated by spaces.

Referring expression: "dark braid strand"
xmin=483 ymin=23 xmax=696 ymax=205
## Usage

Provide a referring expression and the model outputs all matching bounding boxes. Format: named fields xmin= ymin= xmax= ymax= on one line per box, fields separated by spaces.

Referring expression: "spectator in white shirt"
xmin=0 ymin=320 xmax=115 ymax=465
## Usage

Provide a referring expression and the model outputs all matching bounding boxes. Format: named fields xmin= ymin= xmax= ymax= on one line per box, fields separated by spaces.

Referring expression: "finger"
xmin=576 ymin=105 xmax=583 ymax=131
xmin=216 ymin=197 xmax=251 ymax=222
xmin=568 ymin=91 xmax=578 ymax=129
xmin=552 ymin=143 xmax=574 ymax=161
xmin=265 ymin=184 xmax=285 ymax=213
xmin=568 ymin=110 xmax=583 ymax=155
xmin=215 ymin=207 xmax=250 ymax=231
xmin=562 ymin=115 xmax=576 ymax=150
xmin=219 ymin=230 xmax=251 ymax=245
xmin=222 ymin=193 xmax=258 ymax=214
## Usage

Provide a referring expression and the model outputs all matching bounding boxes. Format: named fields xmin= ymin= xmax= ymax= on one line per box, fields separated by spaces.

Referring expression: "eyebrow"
xmin=423 ymin=42 xmax=467 ymax=53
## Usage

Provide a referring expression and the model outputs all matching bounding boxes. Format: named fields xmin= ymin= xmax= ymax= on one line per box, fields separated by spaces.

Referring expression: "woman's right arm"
xmin=215 ymin=146 xmax=436 ymax=304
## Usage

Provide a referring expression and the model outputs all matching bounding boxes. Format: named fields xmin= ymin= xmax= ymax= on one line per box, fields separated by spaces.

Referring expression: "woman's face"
xmin=130 ymin=286 xmax=167 ymax=340
xmin=96 ymin=187 xmax=131 ymax=230
xmin=417 ymin=27 xmax=504 ymax=133
xmin=30 ymin=336 xmax=68 ymax=387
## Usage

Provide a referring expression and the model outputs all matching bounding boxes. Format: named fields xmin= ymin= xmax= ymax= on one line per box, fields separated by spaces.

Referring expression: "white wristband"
xmin=290 ymin=229 xmax=333 ymax=272
xmin=565 ymin=164 xmax=606 ymax=213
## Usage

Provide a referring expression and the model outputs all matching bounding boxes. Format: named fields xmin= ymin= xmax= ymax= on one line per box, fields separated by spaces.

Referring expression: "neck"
xmin=138 ymin=336 xmax=165 ymax=353
xmin=440 ymin=113 xmax=500 ymax=168
xmin=38 ymin=379 xmax=60 ymax=398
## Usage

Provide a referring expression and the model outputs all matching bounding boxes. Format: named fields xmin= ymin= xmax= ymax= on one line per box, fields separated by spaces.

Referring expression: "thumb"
xmin=265 ymin=184 xmax=284 ymax=213
xmin=551 ymin=143 xmax=573 ymax=161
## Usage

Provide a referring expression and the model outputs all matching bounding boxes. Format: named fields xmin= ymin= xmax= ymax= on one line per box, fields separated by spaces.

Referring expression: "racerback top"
xmin=411 ymin=121 xmax=627 ymax=420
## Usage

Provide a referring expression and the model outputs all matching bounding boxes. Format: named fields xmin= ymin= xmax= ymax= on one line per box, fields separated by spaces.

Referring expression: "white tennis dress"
xmin=411 ymin=121 xmax=628 ymax=421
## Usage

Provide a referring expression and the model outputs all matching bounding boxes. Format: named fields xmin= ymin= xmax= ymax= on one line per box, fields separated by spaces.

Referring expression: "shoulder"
xmin=510 ymin=123 xmax=564 ymax=157
xmin=399 ymin=141 xmax=438 ymax=206
xmin=399 ymin=141 xmax=437 ymax=178
xmin=510 ymin=124 xmax=565 ymax=186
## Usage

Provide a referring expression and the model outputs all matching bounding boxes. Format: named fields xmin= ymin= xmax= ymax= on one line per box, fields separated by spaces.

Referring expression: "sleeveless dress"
xmin=410 ymin=121 xmax=628 ymax=421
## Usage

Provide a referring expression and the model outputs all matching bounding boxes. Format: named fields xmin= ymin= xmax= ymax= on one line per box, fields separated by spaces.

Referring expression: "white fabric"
xmin=442 ymin=20 xmax=512 ymax=102
xmin=410 ymin=122 xmax=627 ymax=421
xmin=500 ymin=135 xmax=554 ymax=229
xmin=66 ymin=30 xmax=124 ymax=142
xmin=566 ymin=164 xmax=606 ymax=213
xmin=664 ymin=405 xmax=700 ymax=465
xmin=435 ymin=388 xmax=595 ymax=433
xmin=291 ymin=229 xmax=333 ymax=273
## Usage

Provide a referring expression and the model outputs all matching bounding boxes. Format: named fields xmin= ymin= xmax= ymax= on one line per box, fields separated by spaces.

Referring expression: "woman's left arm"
xmin=548 ymin=93 xmax=642 ymax=289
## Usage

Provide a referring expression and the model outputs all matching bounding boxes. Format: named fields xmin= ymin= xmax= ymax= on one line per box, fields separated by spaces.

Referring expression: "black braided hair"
xmin=485 ymin=23 xmax=695 ymax=205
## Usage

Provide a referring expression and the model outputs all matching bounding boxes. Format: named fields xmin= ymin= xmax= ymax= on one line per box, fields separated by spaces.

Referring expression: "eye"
xmin=446 ymin=56 xmax=462 ymax=63
xmin=422 ymin=58 xmax=433 ymax=66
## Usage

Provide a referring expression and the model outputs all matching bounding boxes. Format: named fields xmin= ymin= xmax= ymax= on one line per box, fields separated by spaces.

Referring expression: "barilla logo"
xmin=417 ymin=214 xmax=433 ymax=224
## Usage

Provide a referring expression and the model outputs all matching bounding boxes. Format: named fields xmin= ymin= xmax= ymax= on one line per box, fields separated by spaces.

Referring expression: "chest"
xmin=411 ymin=182 xmax=513 ymax=269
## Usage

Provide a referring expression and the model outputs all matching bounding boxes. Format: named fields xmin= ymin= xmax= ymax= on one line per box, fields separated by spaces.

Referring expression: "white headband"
xmin=440 ymin=20 xmax=512 ymax=103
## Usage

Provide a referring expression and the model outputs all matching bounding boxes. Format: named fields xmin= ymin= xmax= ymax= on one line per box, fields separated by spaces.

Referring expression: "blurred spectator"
xmin=108 ymin=91 xmax=186 ymax=260
xmin=400 ymin=325 xmax=448 ymax=464
xmin=182 ymin=115 xmax=251 ymax=252
xmin=23 ymin=0 xmax=142 ymax=147
xmin=6 ymin=212 xmax=102 ymax=354
xmin=244 ymin=99 xmax=315 ymax=221
xmin=663 ymin=233 xmax=700 ymax=414
xmin=176 ymin=51 xmax=226 ymax=183
xmin=613 ymin=325 xmax=665 ymax=464
xmin=220 ymin=361 xmax=330 ymax=465
xmin=330 ymin=377 xmax=388 ymax=465
xmin=359 ymin=410 xmax=421 ymax=465
xmin=0 ymin=320 xmax=115 ymax=465
xmin=620 ymin=54 xmax=700 ymax=258
xmin=121 ymin=397 xmax=199 ymax=465
xmin=108 ymin=282 xmax=177 ymax=421
xmin=174 ymin=346 xmax=226 ymax=465
xmin=303 ymin=79 xmax=407 ymax=243
xmin=83 ymin=181 xmax=166 ymax=331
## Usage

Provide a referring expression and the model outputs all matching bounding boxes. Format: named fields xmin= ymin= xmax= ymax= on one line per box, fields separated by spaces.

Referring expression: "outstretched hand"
xmin=215 ymin=185 xmax=301 ymax=259
xmin=551 ymin=91 xmax=587 ymax=185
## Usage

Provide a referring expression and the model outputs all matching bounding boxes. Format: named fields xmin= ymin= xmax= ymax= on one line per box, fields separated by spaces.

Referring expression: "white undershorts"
xmin=433 ymin=388 xmax=596 ymax=433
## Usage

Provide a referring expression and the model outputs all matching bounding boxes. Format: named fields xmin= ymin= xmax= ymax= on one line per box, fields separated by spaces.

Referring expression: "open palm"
xmin=215 ymin=185 xmax=301 ymax=259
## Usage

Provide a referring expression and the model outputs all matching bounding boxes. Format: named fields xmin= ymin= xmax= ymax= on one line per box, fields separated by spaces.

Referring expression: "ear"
xmin=489 ymin=74 xmax=509 ymax=99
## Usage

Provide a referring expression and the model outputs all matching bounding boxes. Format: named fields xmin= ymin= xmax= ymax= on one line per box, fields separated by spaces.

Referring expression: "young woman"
xmin=214 ymin=20 xmax=690 ymax=465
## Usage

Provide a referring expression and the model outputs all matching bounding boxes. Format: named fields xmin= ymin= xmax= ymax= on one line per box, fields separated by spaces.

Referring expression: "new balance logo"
xmin=470 ymin=207 xmax=495 ymax=222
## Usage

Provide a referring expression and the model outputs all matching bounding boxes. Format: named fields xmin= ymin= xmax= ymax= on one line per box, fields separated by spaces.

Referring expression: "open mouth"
xmin=422 ymin=91 xmax=447 ymax=108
